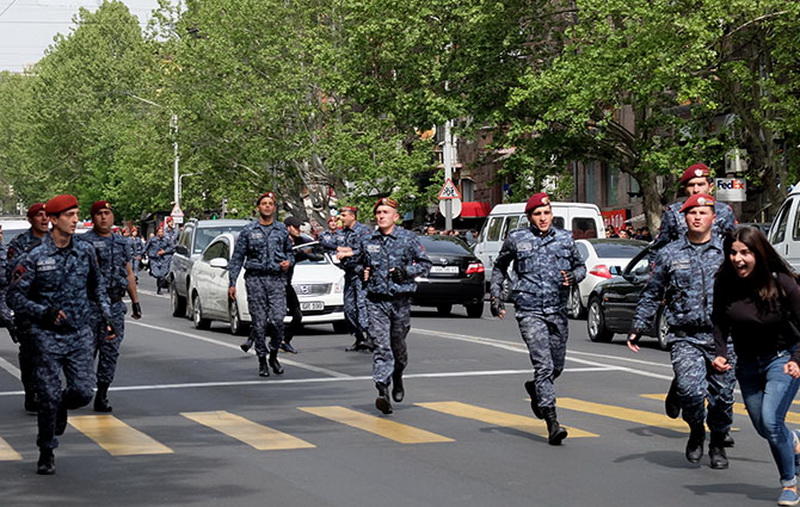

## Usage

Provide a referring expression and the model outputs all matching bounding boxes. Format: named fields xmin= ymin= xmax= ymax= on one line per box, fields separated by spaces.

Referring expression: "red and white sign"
xmin=438 ymin=178 xmax=462 ymax=200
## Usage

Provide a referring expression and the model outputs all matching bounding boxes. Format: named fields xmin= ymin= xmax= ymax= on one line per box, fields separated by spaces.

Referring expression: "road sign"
xmin=171 ymin=204 xmax=185 ymax=224
xmin=438 ymin=178 xmax=462 ymax=200
xmin=439 ymin=198 xmax=462 ymax=219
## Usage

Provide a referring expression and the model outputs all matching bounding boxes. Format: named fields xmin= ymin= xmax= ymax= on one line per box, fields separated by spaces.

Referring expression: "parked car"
xmin=169 ymin=219 xmax=250 ymax=318
xmin=188 ymin=232 xmax=346 ymax=334
xmin=473 ymin=201 xmax=606 ymax=283
xmin=568 ymin=238 xmax=649 ymax=318
xmin=768 ymin=186 xmax=800 ymax=272
xmin=412 ymin=235 xmax=486 ymax=318
xmin=585 ymin=245 xmax=669 ymax=350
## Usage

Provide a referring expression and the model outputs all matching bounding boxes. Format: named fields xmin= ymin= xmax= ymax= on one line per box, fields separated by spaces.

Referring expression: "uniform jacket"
xmin=7 ymin=233 xmax=112 ymax=333
xmin=5 ymin=230 xmax=43 ymax=282
xmin=228 ymin=221 xmax=294 ymax=286
xmin=144 ymin=235 xmax=175 ymax=278
xmin=652 ymin=201 xmax=735 ymax=252
xmin=335 ymin=222 xmax=372 ymax=274
xmin=78 ymin=230 xmax=132 ymax=300
xmin=356 ymin=226 xmax=431 ymax=297
xmin=491 ymin=226 xmax=586 ymax=314
xmin=130 ymin=236 xmax=145 ymax=258
xmin=632 ymin=235 xmax=723 ymax=340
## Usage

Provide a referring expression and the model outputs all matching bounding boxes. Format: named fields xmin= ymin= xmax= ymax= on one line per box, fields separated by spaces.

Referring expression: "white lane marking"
xmin=412 ymin=327 xmax=674 ymax=381
xmin=0 ymin=366 xmax=617 ymax=396
xmin=0 ymin=357 xmax=21 ymax=380
xmin=137 ymin=289 xmax=168 ymax=299
xmin=126 ymin=320 xmax=351 ymax=378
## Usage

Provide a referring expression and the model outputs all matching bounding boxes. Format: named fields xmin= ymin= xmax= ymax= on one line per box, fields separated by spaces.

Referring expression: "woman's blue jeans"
xmin=737 ymin=351 xmax=800 ymax=487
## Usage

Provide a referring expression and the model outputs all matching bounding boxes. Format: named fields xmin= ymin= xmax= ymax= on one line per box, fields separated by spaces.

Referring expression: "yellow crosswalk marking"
xmin=559 ymin=397 xmax=687 ymax=432
xmin=68 ymin=415 xmax=173 ymax=456
xmin=642 ymin=393 xmax=797 ymax=425
xmin=298 ymin=406 xmax=454 ymax=444
xmin=0 ymin=436 xmax=22 ymax=461
xmin=182 ymin=411 xmax=315 ymax=450
xmin=416 ymin=401 xmax=598 ymax=438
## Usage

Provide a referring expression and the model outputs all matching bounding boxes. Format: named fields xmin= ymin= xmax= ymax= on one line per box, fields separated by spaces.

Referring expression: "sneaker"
xmin=778 ymin=488 xmax=800 ymax=506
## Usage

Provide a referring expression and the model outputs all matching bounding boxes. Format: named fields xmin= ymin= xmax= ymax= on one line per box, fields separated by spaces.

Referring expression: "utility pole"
xmin=171 ymin=114 xmax=180 ymax=209
xmin=443 ymin=119 xmax=455 ymax=231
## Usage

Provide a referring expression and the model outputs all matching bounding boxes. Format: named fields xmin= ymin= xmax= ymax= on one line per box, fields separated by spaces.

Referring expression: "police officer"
xmin=628 ymin=193 xmax=736 ymax=469
xmin=282 ymin=216 xmax=320 ymax=353
xmin=5 ymin=203 xmax=49 ymax=412
xmin=490 ymin=192 xmax=586 ymax=445
xmin=651 ymin=163 xmax=737 ymax=425
xmin=144 ymin=224 xmax=174 ymax=295
xmin=341 ymin=197 xmax=431 ymax=414
xmin=330 ymin=206 xmax=373 ymax=352
xmin=129 ymin=226 xmax=145 ymax=278
xmin=228 ymin=192 xmax=294 ymax=377
xmin=77 ymin=201 xmax=142 ymax=412
xmin=7 ymin=194 xmax=114 ymax=475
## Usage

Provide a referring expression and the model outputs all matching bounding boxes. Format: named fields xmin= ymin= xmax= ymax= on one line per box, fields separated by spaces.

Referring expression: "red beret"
xmin=256 ymin=192 xmax=277 ymax=205
xmin=45 ymin=194 xmax=79 ymax=216
xmin=373 ymin=197 xmax=399 ymax=212
xmin=90 ymin=200 xmax=112 ymax=217
xmin=525 ymin=192 xmax=551 ymax=213
xmin=339 ymin=206 xmax=358 ymax=214
xmin=679 ymin=163 xmax=711 ymax=185
xmin=26 ymin=203 xmax=45 ymax=219
xmin=679 ymin=193 xmax=716 ymax=213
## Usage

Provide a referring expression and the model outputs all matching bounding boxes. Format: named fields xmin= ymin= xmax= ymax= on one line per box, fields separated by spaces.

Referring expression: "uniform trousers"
xmin=245 ymin=274 xmax=287 ymax=357
xmin=368 ymin=295 xmax=410 ymax=384
xmin=515 ymin=309 xmax=569 ymax=409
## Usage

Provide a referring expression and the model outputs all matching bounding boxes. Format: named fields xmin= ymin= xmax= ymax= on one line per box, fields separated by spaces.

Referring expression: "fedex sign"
xmin=715 ymin=178 xmax=746 ymax=202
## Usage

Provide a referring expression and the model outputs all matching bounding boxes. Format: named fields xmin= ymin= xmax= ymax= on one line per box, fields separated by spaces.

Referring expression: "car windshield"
xmin=195 ymin=225 xmax=247 ymax=254
xmin=295 ymin=242 xmax=330 ymax=265
xmin=588 ymin=239 xmax=648 ymax=258
xmin=418 ymin=235 xmax=472 ymax=255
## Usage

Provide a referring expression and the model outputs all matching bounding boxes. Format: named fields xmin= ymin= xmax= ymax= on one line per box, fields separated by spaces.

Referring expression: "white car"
xmin=568 ymin=238 xmax=649 ymax=319
xmin=188 ymin=232 xmax=347 ymax=334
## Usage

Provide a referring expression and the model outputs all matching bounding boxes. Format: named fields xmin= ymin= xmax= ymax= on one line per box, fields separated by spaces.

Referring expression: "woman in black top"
xmin=711 ymin=226 xmax=800 ymax=506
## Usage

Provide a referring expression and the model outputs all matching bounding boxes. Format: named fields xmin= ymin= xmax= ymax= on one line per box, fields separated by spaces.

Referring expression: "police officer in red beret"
xmin=490 ymin=192 xmax=586 ymax=445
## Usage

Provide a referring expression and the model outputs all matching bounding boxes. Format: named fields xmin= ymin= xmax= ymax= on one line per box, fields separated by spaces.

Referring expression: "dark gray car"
xmin=169 ymin=218 xmax=250 ymax=317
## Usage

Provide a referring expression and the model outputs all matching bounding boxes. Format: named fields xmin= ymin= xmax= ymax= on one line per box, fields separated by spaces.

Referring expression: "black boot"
xmin=665 ymin=379 xmax=681 ymax=419
xmin=36 ymin=449 xmax=55 ymax=475
xmin=268 ymin=349 xmax=284 ymax=375
xmin=375 ymin=382 xmax=393 ymax=414
xmin=542 ymin=407 xmax=568 ymax=445
xmin=722 ymin=431 xmax=735 ymax=448
xmin=685 ymin=425 xmax=705 ymax=464
xmin=709 ymin=432 xmax=729 ymax=469
xmin=24 ymin=392 xmax=38 ymax=414
xmin=346 ymin=331 xmax=367 ymax=352
xmin=240 ymin=338 xmax=253 ymax=354
xmin=524 ymin=380 xmax=543 ymax=419
xmin=280 ymin=341 xmax=298 ymax=354
xmin=94 ymin=382 xmax=113 ymax=413
xmin=258 ymin=356 xmax=270 ymax=377
xmin=55 ymin=401 xmax=68 ymax=436
xmin=391 ymin=368 xmax=405 ymax=403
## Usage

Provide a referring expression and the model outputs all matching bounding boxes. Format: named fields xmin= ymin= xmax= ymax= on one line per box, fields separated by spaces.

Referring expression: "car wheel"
xmin=656 ymin=309 xmax=670 ymax=351
xmin=568 ymin=285 xmax=585 ymax=320
xmin=229 ymin=302 xmax=249 ymax=336
xmin=170 ymin=281 xmax=187 ymax=318
xmin=587 ymin=296 xmax=614 ymax=343
xmin=192 ymin=293 xmax=211 ymax=330
xmin=465 ymin=302 xmax=484 ymax=318
xmin=332 ymin=320 xmax=349 ymax=334
xmin=436 ymin=304 xmax=452 ymax=316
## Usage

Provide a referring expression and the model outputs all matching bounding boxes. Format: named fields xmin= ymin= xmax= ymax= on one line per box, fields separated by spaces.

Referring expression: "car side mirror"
xmin=175 ymin=245 xmax=189 ymax=256
xmin=209 ymin=257 xmax=228 ymax=269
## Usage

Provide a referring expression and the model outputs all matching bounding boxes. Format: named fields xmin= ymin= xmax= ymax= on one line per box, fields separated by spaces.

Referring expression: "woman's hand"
xmin=711 ymin=356 xmax=731 ymax=373
xmin=784 ymin=360 xmax=800 ymax=379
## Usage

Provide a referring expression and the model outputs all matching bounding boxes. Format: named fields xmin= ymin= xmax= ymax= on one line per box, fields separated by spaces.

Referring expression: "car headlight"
xmin=333 ymin=278 xmax=345 ymax=294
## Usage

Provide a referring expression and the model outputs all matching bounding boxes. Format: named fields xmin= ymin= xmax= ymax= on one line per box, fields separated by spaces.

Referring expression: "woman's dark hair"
xmin=718 ymin=225 xmax=797 ymax=305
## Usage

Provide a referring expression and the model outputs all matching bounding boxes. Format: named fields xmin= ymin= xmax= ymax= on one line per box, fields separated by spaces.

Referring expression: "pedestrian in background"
xmin=228 ymin=192 xmax=294 ymax=377
xmin=629 ymin=193 xmax=736 ymax=469
xmin=7 ymin=195 xmax=114 ymax=475
xmin=490 ymin=192 xmax=585 ymax=445
xmin=711 ymin=226 xmax=800 ymax=506
xmin=129 ymin=226 xmax=145 ymax=277
xmin=144 ymin=225 xmax=174 ymax=295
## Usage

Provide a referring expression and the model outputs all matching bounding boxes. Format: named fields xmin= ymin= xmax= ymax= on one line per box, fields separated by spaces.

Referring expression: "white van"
xmin=0 ymin=218 xmax=33 ymax=246
xmin=473 ymin=201 xmax=606 ymax=282
xmin=767 ymin=187 xmax=800 ymax=272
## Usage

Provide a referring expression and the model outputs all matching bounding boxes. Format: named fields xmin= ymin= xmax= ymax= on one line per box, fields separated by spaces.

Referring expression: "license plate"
xmin=430 ymin=266 xmax=459 ymax=274
xmin=301 ymin=301 xmax=324 ymax=311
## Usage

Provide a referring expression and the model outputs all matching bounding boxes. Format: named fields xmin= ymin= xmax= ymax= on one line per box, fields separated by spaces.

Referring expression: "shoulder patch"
xmin=517 ymin=241 xmax=533 ymax=252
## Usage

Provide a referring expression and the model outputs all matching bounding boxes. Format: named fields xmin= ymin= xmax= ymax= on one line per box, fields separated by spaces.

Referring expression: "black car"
xmin=585 ymin=245 xmax=669 ymax=350
xmin=412 ymin=235 xmax=486 ymax=318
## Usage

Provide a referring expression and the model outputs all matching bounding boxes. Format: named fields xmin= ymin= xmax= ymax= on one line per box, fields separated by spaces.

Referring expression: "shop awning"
xmin=460 ymin=201 xmax=492 ymax=218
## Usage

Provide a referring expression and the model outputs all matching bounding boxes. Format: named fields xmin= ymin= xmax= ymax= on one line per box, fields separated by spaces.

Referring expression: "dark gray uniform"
xmin=229 ymin=221 xmax=294 ymax=358
xmin=144 ymin=235 xmax=174 ymax=290
xmin=7 ymin=234 xmax=112 ymax=451
xmin=491 ymin=226 xmax=586 ymax=409
xmin=632 ymin=236 xmax=736 ymax=434
xmin=77 ymin=230 xmax=132 ymax=385
xmin=357 ymin=226 xmax=431 ymax=384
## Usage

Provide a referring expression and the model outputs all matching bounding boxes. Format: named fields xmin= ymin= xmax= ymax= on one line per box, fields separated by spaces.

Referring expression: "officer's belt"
xmin=108 ymin=288 xmax=126 ymax=303
xmin=670 ymin=325 xmax=713 ymax=337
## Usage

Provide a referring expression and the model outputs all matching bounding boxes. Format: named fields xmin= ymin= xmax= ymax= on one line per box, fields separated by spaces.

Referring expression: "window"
xmin=605 ymin=167 xmax=619 ymax=206
xmin=553 ymin=216 xmax=565 ymax=229
xmin=194 ymin=225 xmax=246 ymax=254
xmin=486 ymin=217 xmax=504 ymax=241
xmin=771 ymin=200 xmax=792 ymax=244
xmin=502 ymin=216 xmax=521 ymax=239
xmin=461 ymin=179 xmax=475 ymax=202
xmin=572 ymin=218 xmax=598 ymax=239
xmin=792 ymin=201 xmax=800 ymax=242
xmin=202 ymin=241 xmax=226 ymax=261
xmin=179 ymin=225 xmax=194 ymax=249
xmin=591 ymin=241 xmax=648 ymax=258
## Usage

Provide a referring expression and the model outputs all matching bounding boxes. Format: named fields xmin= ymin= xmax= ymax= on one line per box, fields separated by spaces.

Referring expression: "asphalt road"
xmin=0 ymin=277 xmax=785 ymax=506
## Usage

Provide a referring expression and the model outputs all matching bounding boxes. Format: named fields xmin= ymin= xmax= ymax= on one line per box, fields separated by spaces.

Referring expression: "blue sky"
xmin=0 ymin=0 xmax=161 ymax=72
